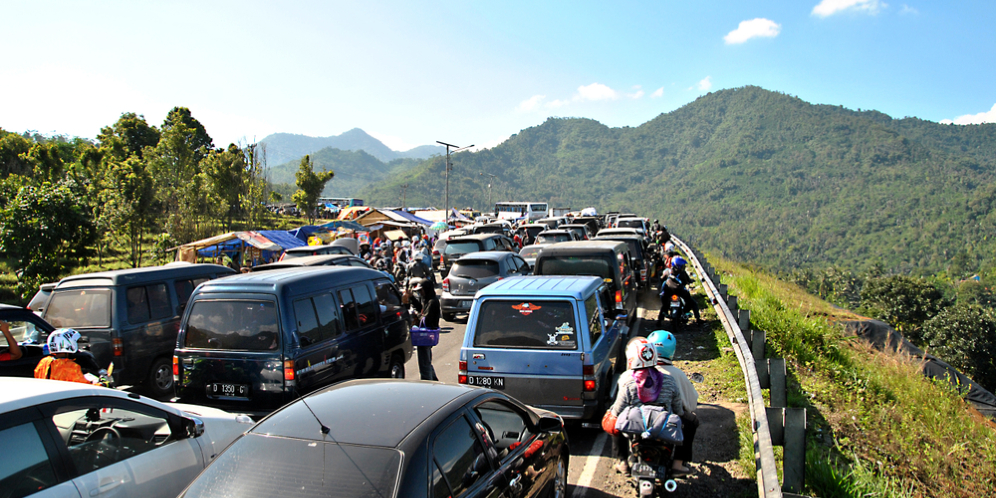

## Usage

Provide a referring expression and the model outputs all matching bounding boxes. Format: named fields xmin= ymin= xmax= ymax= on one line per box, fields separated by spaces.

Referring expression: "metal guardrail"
xmin=671 ymin=236 xmax=783 ymax=498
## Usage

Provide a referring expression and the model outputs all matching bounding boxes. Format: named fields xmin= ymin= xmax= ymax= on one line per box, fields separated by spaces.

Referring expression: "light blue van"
xmin=459 ymin=276 xmax=629 ymax=421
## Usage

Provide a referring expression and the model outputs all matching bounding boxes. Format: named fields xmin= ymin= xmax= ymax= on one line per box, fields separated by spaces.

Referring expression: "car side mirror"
xmin=184 ymin=416 xmax=205 ymax=438
xmin=536 ymin=415 xmax=563 ymax=433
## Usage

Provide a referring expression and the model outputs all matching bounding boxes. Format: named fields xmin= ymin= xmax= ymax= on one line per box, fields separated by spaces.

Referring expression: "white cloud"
xmin=940 ymin=103 xmax=996 ymax=125
xmin=628 ymin=85 xmax=645 ymax=99
xmin=545 ymin=99 xmax=571 ymax=109
xmin=651 ymin=87 xmax=664 ymax=98
xmin=697 ymin=76 xmax=713 ymax=92
xmin=366 ymin=130 xmax=419 ymax=151
xmin=724 ymin=18 xmax=782 ymax=44
xmin=516 ymin=95 xmax=546 ymax=112
xmin=576 ymin=83 xmax=619 ymax=101
xmin=812 ymin=0 xmax=886 ymax=17
xmin=899 ymin=4 xmax=918 ymax=15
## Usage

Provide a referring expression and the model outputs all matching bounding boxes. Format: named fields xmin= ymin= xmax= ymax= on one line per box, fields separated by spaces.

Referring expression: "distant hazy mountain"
xmin=267 ymin=146 xmax=421 ymax=198
xmin=259 ymin=128 xmax=443 ymax=165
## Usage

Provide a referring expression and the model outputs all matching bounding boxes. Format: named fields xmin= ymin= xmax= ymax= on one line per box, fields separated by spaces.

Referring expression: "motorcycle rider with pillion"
xmin=658 ymin=257 xmax=702 ymax=324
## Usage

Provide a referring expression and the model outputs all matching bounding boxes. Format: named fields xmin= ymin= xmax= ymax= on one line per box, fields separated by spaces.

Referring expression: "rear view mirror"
xmin=536 ymin=415 xmax=563 ymax=433
xmin=184 ymin=417 xmax=205 ymax=438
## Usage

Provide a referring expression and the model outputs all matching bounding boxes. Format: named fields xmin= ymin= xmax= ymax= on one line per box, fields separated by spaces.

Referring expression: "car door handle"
xmin=509 ymin=474 xmax=523 ymax=492
xmin=89 ymin=479 xmax=123 ymax=496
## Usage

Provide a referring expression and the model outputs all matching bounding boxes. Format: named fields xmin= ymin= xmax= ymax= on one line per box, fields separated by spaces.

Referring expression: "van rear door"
xmin=464 ymin=299 xmax=584 ymax=410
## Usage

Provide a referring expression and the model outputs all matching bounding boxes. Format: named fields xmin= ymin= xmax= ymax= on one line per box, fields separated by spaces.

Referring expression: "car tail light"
xmin=173 ymin=356 xmax=179 ymax=376
xmin=284 ymin=360 xmax=296 ymax=386
xmin=459 ymin=361 xmax=467 ymax=371
xmin=442 ymin=278 xmax=450 ymax=293
xmin=584 ymin=379 xmax=596 ymax=391
xmin=112 ymin=338 xmax=123 ymax=356
xmin=671 ymin=294 xmax=679 ymax=302
xmin=583 ymin=364 xmax=594 ymax=376
xmin=458 ymin=374 xmax=468 ymax=384
xmin=640 ymin=269 xmax=647 ymax=281
xmin=615 ymin=290 xmax=623 ymax=309
xmin=433 ymin=249 xmax=440 ymax=256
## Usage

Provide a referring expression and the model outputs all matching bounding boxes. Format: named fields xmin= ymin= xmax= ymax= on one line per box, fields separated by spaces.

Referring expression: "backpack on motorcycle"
xmin=616 ymin=405 xmax=684 ymax=445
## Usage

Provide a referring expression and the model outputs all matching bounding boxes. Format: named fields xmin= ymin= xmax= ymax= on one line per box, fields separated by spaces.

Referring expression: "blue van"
xmin=459 ymin=276 xmax=629 ymax=421
xmin=173 ymin=267 xmax=412 ymax=414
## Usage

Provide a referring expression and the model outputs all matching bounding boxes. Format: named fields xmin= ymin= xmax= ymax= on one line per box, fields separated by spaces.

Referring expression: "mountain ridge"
xmin=259 ymin=128 xmax=444 ymax=166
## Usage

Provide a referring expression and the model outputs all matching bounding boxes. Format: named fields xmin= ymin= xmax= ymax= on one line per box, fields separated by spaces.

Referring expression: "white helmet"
xmin=626 ymin=337 xmax=657 ymax=370
xmin=664 ymin=242 xmax=675 ymax=253
xmin=48 ymin=328 xmax=81 ymax=354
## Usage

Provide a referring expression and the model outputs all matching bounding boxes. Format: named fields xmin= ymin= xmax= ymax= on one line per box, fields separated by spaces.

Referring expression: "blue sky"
xmin=2 ymin=0 xmax=993 ymax=152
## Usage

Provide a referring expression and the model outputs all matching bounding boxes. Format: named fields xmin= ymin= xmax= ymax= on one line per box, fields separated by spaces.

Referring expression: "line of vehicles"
xmin=0 ymin=206 xmax=682 ymax=498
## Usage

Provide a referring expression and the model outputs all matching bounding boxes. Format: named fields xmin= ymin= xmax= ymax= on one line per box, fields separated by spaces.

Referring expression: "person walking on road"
xmin=414 ymin=279 xmax=440 ymax=381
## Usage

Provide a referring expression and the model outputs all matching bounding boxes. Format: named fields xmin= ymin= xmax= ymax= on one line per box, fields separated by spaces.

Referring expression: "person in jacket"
xmin=659 ymin=257 xmax=702 ymax=324
xmin=414 ymin=278 xmax=439 ymax=381
xmin=610 ymin=338 xmax=684 ymax=474
xmin=34 ymin=329 xmax=105 ymax=384
xmin=647 ymin=330 xmax=699 ymax=475
xmin=0 ymin=321 xmax=22 ymax=361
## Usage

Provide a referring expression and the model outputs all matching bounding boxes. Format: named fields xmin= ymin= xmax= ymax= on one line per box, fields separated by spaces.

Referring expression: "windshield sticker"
xmin=547 ymin=332 xmax=577 ymax=347
xmin=555 ymin=323 xmax=574 ymax=336
xmin=512 ymin=303 xmax=542 ymax=315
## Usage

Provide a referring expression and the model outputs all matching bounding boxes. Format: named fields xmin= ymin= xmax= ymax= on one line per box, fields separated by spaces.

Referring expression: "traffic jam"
xmin=1 ymin=204 xmax=706 ymax=498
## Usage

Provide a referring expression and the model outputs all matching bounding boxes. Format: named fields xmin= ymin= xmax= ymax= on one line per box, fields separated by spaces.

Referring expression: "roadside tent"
xmin=337 ymin=206 xmax=371 ymax=220
xmin=258 ymin=230 xmax=307 ymax=250
xmin=392 ymin=210 xmax=433 ymax=226
xmin=318 ymin=220 xmax=369 ymax=232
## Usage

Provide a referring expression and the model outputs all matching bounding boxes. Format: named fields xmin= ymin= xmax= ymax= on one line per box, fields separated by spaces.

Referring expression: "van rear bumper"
xmin=533 ymin=400 xmax=599 ymax=421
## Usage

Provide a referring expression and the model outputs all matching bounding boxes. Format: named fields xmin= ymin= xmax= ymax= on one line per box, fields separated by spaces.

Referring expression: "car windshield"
xmin=184 ymin=300 xmax=279 ymax=351
xmin=536 ymin=234 xmax=570 ymax=244
xmin=45 ymin=289 xmax=112 ymax=328
xmin=474 ymin=300 xmax=578 ymax=349
xmin=444 ymin=241 xmax=482 ymax=254
xmin=451 ymin=260 xmax=500 ymax=279
xmin=181 ymin=434 xmax=402 ymax=498
xmin=539 ymin=256 xmax=613 ymax=279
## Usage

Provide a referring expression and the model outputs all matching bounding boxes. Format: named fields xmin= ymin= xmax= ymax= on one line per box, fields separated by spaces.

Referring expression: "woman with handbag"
xmin=413 ymin=278 xmax=440 ymax=381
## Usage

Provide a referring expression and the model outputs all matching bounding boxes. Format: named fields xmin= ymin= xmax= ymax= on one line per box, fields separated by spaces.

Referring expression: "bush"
xmin=859 ymin=275 xmax=947 ymax=345
xmin=921 ymin=304 xmax=996 ymax=392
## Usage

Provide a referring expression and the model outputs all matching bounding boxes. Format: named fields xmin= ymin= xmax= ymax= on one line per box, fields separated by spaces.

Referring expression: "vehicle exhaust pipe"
xmin=663 ymin=479 xmax=678 ymax=493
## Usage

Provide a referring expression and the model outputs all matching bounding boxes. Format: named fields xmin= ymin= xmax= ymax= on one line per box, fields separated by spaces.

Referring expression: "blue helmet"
xmin=646 ymin=329 xmax=676 ymax=363
xmin=671 ymin=256 xmax=686 ymax=269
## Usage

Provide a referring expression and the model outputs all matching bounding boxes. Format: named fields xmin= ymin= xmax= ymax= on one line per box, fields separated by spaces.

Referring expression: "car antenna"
xmin=301 ymin=398 xmax=332 ymax=436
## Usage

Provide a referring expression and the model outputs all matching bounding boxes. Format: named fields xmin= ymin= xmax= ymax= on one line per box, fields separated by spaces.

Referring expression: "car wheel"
xmin=386 ymin=355 xmax=405 ymax=379
xmin=147 ymin=357 xmax=173 ymax=399
xmin=442 ymin=312 xmax=457 ymax=322
xmin=548 ymin=457 xmax=567 ymax=498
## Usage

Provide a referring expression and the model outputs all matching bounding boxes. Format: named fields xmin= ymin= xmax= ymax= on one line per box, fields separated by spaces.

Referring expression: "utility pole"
xmin=480 ymin=172 xmax=499 ymax=208
xmin=400 ymin=184 xmax=409 ymax=210
xmin=436 ymin=141 xmax=474 ymax=219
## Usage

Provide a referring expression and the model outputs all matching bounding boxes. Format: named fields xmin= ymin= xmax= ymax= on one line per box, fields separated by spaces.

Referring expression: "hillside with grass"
xmin=709 ymin=255 xmax=996 ymax=497
xmin=361 ymin=86 xmax=996 ymax=276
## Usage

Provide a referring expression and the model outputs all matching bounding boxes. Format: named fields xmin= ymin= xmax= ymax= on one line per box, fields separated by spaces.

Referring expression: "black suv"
xmin=533 ymin=241 xmax=639 ymax=325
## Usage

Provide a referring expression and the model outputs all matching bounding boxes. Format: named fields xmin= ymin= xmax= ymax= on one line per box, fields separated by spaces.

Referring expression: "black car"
xmin=440 ymin=252 xmax=531 ymax=321
xmin=179 ymin=380 xmax=569 ymax=498
xmin=0 ymin=304 xmax=56 ymax=378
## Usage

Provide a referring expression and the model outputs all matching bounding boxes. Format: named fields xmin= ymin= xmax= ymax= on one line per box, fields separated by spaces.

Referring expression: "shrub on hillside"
xmin=859 ymin=275 xmax=948 ymax=345
xmin=922 ymin=304 xmax=996 ymax=392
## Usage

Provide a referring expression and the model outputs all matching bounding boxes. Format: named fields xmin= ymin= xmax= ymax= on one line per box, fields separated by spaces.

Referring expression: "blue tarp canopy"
xmin=392 ymin=210 xmax=433 ymax=226
xmin=318 ymin=220 xmax=369 ymax=232
xmin=288 ymin=225 xmax=325 ymax=243
xmin=258 ymin=230 xmax=307 ymax=250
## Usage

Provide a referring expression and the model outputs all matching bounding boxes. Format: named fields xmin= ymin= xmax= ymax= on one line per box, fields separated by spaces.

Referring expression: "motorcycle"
xmin=667 ymin=294 xmax=687 ymax=329
xmin=627 ymin=437 xmax=680 ymax=495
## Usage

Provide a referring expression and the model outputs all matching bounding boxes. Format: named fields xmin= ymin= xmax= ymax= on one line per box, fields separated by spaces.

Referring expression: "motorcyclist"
xmin=651 ymin=219 xmax=661 ymax=235
xmin=647 ymin=330 xmax=699 ymax=475
xmin=657 ymin=225 xmax=671 ymax=245
xmin=34 ymin=328 xmax=106 ymax=385
xmin=610 ymin=338 xmax=684 ymax=474
xmin=659 ymin=257 xmax=702 ymax=324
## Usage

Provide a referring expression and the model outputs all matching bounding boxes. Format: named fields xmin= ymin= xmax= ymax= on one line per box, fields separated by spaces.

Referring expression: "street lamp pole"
xmin=436 ymin=141 xmax=473 ymax=219
xmin=400 ymin=184 xmax=409 ymax=210
xmin=480 ymin=172 xmax=499 ymax=208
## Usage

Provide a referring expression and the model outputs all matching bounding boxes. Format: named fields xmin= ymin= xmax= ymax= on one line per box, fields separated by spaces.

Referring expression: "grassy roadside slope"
xmin=713 ymin=256 xmax=996 ymax=497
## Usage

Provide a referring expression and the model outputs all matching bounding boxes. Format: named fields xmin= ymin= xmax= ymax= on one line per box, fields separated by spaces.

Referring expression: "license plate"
xmin=467 ymin=375 xmax=505 ymax=390
xmin=210 ymin=383 xmax=249 ymax=398
xmin=459 ymin=300 xmax=471 ymax=308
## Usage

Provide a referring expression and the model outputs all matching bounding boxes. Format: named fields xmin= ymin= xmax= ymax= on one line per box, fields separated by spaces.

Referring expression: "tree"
xmin=146 ymin=118 xmax=209 ymax=243
xmin=922 ymin=304 xmax=996 ymax=392
xmin=239 ymin=142 xmax=270 ymax=231
xmin=162 ymin=107 xmax=213 ymax=161
xmin=96 ymin=113 xmax=160 ymax=160
xmin=292 ymin=155 xmax=334 ymax=225
xmin=105 ymin=156 xmax=156 ymax=267
xmin=0 ymin=181 xmax=96 ymax=297
xmin=859 ymin=275 xmax=948 ymax=345
xmin=202 ymin=144 xmax=246 ymax=230
xmin=0 ymin=129 xmax=34 ymax=178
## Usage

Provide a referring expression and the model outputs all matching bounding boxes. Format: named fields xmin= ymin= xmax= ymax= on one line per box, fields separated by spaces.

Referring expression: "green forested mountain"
xmin=268 ymin=147 xmax=420 ymax=198
xmin=361 ymin=86 xmax=996 ymax=275
xmin=259 ymin=128 xmax=443 ymax=165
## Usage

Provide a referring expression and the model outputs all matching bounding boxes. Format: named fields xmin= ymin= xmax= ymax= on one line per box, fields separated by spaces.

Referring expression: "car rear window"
xmin=538 ymin=256 xmax=614 ymax=280
xmin=519 ymin=246 xmax=542 ymax=258
xmin=45 ymin=289 xmax=112 ymax=328
xmin=450 ymin=260 xmax=499 ymax=279
xmin=473 ymin=300 xmax=578 ymax=349
xmin=181 ymin=434 xmax=401 ymax=498
xmin=184 ymin=300 xmax=279 ymax=350
xmin=536 ymin=234 xmax=569 ymax=244
xmin=444 ymin=241 xmax=482 ymax=254
xmin=618 ymin=220 xmax=643 ymax=229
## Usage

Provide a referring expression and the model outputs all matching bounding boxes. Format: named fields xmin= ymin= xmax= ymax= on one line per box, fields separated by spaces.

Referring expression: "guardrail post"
xmin=783 ymin=408 xmax=807 ymax=494
xmin=728 ymin=295 xmax=738 ymax=314
xmin=751 ymin=330 xmax=766 ymax=361
xmin=718 ymin=284 xmax=728 ymax=301
xmin=765 ymin=407 xmax=784 ymax=445
xmin=769 ymin=358 xmax=787 ymax=408
xmin=756 ymin=358 xmax=770 ymax=389
xmin=738 ymin=309 xmax=750 ymax=332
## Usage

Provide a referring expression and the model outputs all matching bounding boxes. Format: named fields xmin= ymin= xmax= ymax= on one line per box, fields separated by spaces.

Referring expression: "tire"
xmin=386 ymin=354 xmax=405 ymax=379
xmin=548 ymin=457 xmax=568 ymax=498
xmin=442 ymin=312 xmax=456 ymax=322
xmin=146 ymin=356 xmax=174 ymax=400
